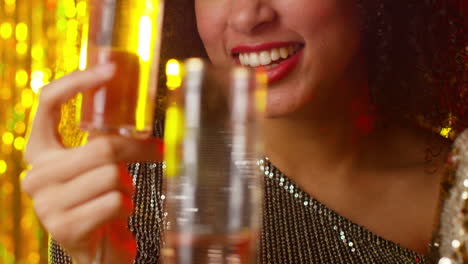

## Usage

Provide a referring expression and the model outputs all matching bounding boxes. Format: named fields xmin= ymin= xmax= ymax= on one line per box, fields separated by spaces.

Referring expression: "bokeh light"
xmin=1 ymin=1 xmax=89 ymax=263
xmin=166 ymin=59 xmax=182 ymax=90
xmin=2 ymin=132 xmax=14 ymax=145
xmin=31 ymin=46 xmax=44 ymax=60
xmin=0 ymin=160 xmax=7 ymax=174
xmin=30 ymin=70 xmax=45 ymax=93
xmin=21 ymin=89 xmax=34 ymax=109
xmin=15 ymin=70 xmax=28 ymax=87
xmin=0 ymin=22 xmax=13 ymax=39
xmin=13 ymin=137 xmax=25 ymax=150
xmin=15 ymin=22 xmax=28 ymax=41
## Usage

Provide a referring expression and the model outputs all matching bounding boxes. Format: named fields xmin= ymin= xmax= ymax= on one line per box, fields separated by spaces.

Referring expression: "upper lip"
xmin=230 ymin=41 xmax=304 ymax=55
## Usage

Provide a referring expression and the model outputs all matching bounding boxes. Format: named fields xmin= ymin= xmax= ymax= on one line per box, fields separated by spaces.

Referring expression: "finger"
xmin=25 ymin=64 xmax=116 ymax=164
xmin=48 ymin=165 xmax=133 ymax=210
xmin=31 ymin=164 xmax=134 ymax=219
xmin=46 ymin=191 xmax=133 ymax=248
xmin=22 ymin=136 xmax=161 ymax=195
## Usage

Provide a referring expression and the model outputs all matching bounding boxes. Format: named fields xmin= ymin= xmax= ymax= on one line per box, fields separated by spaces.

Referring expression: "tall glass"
xmin=162 ymin=58 xmax=267 ymax=264
xmin=80 ymin=0 xmax=164 ymax=138
xmin=76 ymin=1 xmax=164 ymax=263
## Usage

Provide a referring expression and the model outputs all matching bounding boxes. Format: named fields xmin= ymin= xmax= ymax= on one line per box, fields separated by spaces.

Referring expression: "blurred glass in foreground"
xmin=162 ymin=58 xmax=267 ymax=264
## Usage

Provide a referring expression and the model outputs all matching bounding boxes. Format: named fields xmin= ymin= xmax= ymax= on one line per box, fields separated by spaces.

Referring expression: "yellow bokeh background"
xmin=0 ymin=0 xmax=88 ymax=263
xmin=0 ymin=0 xmax=457 ymax=263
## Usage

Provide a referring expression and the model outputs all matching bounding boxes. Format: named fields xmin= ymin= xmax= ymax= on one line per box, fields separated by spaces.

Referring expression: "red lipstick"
xmin=231 ymin=42 xmax=304 ymax=84
xmin=264 ymin=49 xmax=303 ymax=84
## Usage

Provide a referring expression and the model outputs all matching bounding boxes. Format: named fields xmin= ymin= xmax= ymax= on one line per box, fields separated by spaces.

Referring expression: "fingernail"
xmin=94 ymin=63 xmax=116 ymax=78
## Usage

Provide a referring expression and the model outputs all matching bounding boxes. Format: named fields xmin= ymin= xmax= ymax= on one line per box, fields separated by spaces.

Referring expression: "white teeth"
xmin=239 ymin=54 xmax=245 ymax=65
xmin=238 ymin=44 xmax=301 ymax=67
xmin=271 ymin=48 xmax=280 ymax=61
xmin=239 ymin=54 xmax=249 ymax=66
xmin=259 ymin=51 xmax=272 ymax=66
xmin=249 ymin=53 xmax=260 ymax=67
xmin=279 ymin=47 xmax=288 ymax=59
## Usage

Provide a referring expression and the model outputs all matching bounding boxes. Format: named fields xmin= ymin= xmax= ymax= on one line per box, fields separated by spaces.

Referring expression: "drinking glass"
xmin=76 ymin=1 xmax=164 ymax=263
xmin=161 ymin=58 xmax=267 ymax=264
xmin=79 ymin=0 xmax=164 ymax=138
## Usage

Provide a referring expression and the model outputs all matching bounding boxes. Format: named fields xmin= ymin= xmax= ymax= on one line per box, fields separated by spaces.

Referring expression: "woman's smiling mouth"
xmin=231 ymin=42 xmax=304 ymax=84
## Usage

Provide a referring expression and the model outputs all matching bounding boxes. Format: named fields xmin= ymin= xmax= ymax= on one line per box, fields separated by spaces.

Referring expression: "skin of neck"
xmin=259 ymin=51 xmax=450 ymax=255
xmin=262 ymin=53 xmax=376 ymax=183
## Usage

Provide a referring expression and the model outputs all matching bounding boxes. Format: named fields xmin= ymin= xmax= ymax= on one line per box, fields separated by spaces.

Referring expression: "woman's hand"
xmin=21 ymin=64 xmax=162 ymax=264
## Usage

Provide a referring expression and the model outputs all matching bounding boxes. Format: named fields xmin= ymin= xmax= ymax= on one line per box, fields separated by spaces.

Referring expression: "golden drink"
xmin=80 ymin=0 xmax=164 ymax=137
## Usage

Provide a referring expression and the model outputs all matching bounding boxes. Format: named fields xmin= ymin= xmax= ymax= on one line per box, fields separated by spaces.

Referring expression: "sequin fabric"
xmin=257 ymin=158 xmax=428 ymax=264
xmin=49 ymin=160 xmax=430 ymax=264
xmin=430 ymin=129 xmax=468 ymax=264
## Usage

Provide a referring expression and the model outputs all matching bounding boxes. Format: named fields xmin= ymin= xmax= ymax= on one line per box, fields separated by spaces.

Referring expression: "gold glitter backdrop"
xmin=0 ymin=0 xmax=88 ymax=263
xmin=0 ymin=0 xmax=459 ymax=263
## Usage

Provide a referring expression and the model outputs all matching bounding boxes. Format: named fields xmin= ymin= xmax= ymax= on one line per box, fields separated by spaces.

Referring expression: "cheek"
xmin=289 ymin=0 xmax=361 ymax=69
xmin=277 ymin=0 xmax=362 ymax=110
xmin=282 ymin=0 xmax=359 ymax=39
xmin=195 ymin=1 xmax=227 ymax=64
xmin=278 ymin=0 xmax=333 ymax=31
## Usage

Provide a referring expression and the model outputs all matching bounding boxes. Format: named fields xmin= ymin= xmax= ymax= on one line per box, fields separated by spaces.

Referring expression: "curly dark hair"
xmin=156 ymin=0 xmax=466 ymax=138
xmin=360 ymin=0 xmax=466 ymax=138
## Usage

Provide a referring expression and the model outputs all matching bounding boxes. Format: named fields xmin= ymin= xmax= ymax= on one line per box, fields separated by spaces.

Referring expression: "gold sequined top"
xmin=50 ymin=159 xmax=432 ymax=264
xmin=429 ymin=130 xmax=468 ymax=264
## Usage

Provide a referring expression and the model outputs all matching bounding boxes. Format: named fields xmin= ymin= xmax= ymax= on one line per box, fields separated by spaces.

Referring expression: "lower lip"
xmin=262 ymin=49 xmax=303 ymax=84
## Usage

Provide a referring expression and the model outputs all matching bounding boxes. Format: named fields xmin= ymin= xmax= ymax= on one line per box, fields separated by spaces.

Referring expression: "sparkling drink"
xmin=80 ymin=0 xmax=164 ymax=138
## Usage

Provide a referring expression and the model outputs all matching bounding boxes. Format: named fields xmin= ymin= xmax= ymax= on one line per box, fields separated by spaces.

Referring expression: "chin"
xmin=264 ymin=87 xmax=312 ymax=118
